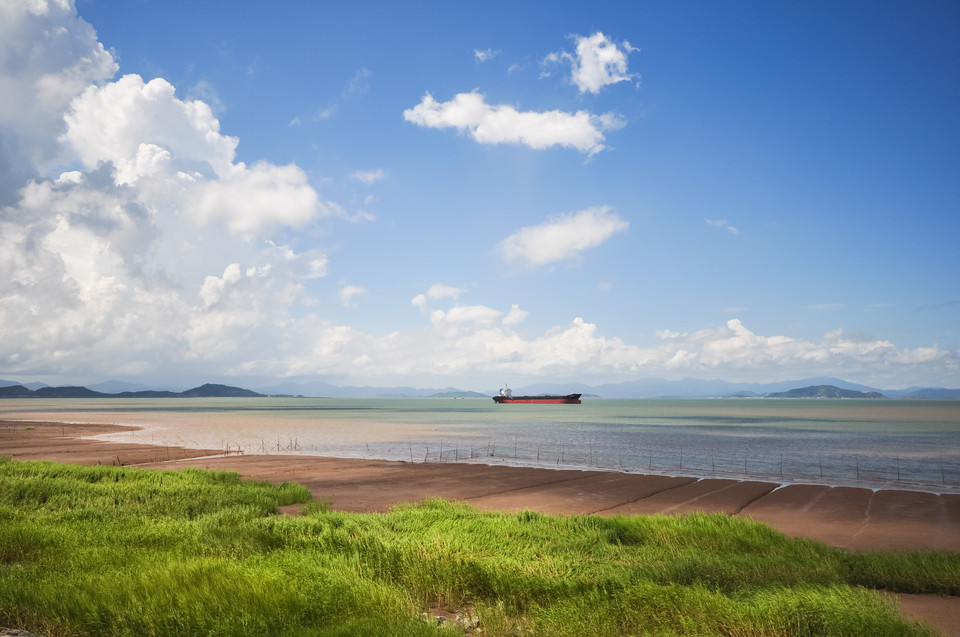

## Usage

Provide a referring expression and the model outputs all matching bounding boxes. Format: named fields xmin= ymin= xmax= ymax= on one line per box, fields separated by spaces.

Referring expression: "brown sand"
xmin=2 ymin=420 xmax=958 ymax=636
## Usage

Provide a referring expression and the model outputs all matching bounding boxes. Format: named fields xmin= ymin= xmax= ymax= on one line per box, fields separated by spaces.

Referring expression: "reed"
xmin=0 ymin=458 xmax=951 ymax=636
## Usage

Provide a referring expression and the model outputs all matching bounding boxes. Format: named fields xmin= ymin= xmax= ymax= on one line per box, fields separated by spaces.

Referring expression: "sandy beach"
xmin=2 ymin=420 xmax=958 ymax=635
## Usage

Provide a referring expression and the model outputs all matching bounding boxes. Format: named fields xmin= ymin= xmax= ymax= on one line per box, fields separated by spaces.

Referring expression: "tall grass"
xmin=0 ymin=458 xmax=953 ymax=636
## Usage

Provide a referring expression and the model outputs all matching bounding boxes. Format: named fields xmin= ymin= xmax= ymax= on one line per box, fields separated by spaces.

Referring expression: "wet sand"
xmin=2 ymin=420 xmax=958 ymax=636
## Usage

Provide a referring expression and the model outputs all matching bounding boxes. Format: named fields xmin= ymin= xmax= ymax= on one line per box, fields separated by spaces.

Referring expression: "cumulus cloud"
xmin=317 ymin=316 xmax=956 ymax=387
xmin=58 ymin=73 xmax=321 ymax=236
xmin=498 ymin=206 xmax=629 ymax=267
xmin=63 ymin=74 xmax=238 ymax=180
xmin=0 ymin=0 xmax=331 ymax=381
xmin=185 ymin=161 xmax=319 ymax=235
xmin=544 ymin=32 xmax=638 ymax=94
xmin=503 ymin=304 xmax=529 ymax=326
xmin=403 ymin=91 xmax=624 ymax=155
xmin=0 ymin=0 xmax=117 ymax=203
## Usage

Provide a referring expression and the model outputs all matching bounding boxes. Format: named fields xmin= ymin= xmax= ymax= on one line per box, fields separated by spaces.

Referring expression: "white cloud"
xmin=427 ymin=283 xmax=464 ymax=300
xmin=339 ymin=285 xmax=368 ymax=308
xmin=350 ymin=169 xmax=386 ymax=184
xmin=431 ymin=305 xmax=502 ymax=334
xmin=0 ymin=0 xmax=335 ymax=381
xmin=185 ymin=161 xmax=319 ymax=235
xmin=199 ymin=263 xmax=243 ymax=307
xmin=0 ymin=0 xmax=117 ymax=202
xmin=412 ymin=283 xmax=465 ymax=313
xmin=498 ymin=206 xmax=629 ymax=267
xmin=545 ymin=32 xmax=638 ymax=94
xmin=64 ymin=74 xmax=238 ymax=181
xmin=503 ymin=304 xmax=529 ymax=326
xmin=403 ymin=91 xmax=623 ymax=155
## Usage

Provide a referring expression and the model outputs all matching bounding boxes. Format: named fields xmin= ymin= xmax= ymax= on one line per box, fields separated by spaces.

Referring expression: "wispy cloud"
xmin=349 ymin=169 xmax=386 ymax=184
xmin=917 ymin=300 xmax=960 ymax=312
xmin=705 ymin=219 xmax=739 ymax=235
xmin=474 ymin=48 xmax=499 ymax=63
xmin=308 ymin=68 xmax=371 ymax=122
xmin=339 ymin=285 xmax=368 ymax=308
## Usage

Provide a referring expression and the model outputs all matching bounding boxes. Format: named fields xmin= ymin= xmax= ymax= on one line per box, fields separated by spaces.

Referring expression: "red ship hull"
xmin=492 ymin=394 xmax=581 ymax=404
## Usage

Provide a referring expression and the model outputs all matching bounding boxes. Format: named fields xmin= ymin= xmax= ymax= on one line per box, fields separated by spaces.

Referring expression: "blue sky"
xmin=1 ymin=0 xmax=958 ymax=390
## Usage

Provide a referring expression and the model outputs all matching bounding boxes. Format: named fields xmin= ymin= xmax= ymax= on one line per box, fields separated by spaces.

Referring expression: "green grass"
xmin=0 ymin=458 xmax=955 ymax=636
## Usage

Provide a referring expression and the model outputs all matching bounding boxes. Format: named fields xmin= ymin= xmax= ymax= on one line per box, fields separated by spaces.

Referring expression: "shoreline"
xmin=9 ymin=411 xmax=960 ymax=497
xmin=3 ymin=419 xmax=958 ymax=553
xmin=3 ymin=419 xmax=959 ymax=636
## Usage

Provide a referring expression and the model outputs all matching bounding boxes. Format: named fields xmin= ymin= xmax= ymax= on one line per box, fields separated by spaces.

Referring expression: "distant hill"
xmin=33 ymin=386 xmax=105 ymax=398
xmin=179 ymin=383 xmax=263 ymax=398
xmin=0 ymin=385 xmax=34 ymax=398
xmin=0 ymin=383 xmax=263 ymax=399
xmin=764 ymin=385 xmax=886 ymax=399
xmin=428 ymin=390 xmax=488 ymax=398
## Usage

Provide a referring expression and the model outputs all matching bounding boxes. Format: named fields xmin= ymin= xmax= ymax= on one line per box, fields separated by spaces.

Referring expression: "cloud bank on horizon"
xmin=0 ymin=0 xmax=957 ymax=390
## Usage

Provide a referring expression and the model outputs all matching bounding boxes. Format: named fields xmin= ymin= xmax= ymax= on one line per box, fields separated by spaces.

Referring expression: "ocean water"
xmin=3 ymin=397 xmax=959 ymax=493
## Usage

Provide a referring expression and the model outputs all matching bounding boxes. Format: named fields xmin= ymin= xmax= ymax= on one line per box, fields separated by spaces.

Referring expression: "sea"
xmin=2 ymin=397 xmax=959 ymax=494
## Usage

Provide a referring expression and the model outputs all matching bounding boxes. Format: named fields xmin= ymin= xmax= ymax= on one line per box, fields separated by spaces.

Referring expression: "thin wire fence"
xmin=330 ymin=436 xmax=960 ymax=493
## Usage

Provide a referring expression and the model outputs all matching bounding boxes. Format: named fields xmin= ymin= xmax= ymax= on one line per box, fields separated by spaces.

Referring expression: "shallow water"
xmin=3 ymin=397 xmax=959 ymax=493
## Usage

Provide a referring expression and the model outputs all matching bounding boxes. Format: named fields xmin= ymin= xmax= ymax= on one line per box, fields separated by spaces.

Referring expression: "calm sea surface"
xmin=3 ymin=398 xmax=959 ymax=493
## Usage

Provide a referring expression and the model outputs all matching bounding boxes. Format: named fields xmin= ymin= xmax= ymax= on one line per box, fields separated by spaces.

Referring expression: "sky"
xmin=1 ymin=0 xmax=958 ymax=392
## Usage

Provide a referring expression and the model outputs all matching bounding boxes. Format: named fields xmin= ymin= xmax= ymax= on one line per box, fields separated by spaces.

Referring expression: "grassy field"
xmin=0 ymin=457 xmax=957 ymax=636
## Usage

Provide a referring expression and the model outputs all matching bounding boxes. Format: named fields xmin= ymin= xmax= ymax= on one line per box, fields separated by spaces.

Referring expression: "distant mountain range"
xmin=0 ymin=383 xmax=263 ymax=399
xmin=0 ymin=377 xmax=958 ymax=400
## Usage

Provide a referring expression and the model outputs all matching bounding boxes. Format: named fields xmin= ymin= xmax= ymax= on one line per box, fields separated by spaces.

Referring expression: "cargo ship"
xmin=492 ymin=386 xmax=581 ymax=404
